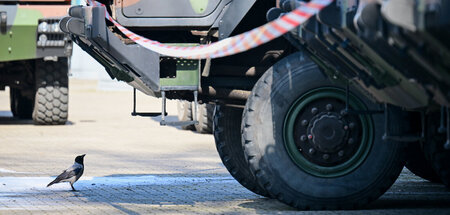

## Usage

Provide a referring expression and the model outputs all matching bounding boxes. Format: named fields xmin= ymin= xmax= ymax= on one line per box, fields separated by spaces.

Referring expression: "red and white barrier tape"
xmin=87 ymin=0 xmax=333 ymax=59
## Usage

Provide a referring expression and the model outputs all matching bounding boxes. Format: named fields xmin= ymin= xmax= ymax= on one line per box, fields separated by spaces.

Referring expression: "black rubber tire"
xmin=177 ymin=100 xmax=195 ymax=130
xmin=423 ymin=112 xmax=450 ymax=188
xmin=10 ymin=88 xmax=34 ymax=119
xmin=9 ymin=88 xmax=17 ymax=117
xmin=405 ymin=142 xmax=441 ymax=183
xmin=10 ymin=88 xmax=17 ymax=116
xmin=195 ymin=103 xmax=214 ymax=134
xmin=213 ymin=104 xmax=269 ymax=197
xmin=32 ymin=58 xmax=69 ymax=125
xmin=241 ymin=52 xmax=405 ymax=210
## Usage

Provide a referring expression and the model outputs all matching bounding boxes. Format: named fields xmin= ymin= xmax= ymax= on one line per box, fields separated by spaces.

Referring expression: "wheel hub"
xmin=310 ymin=114 xmax=346 ymax=153
xmin=283 ymin=88 xmax=374 ymax=177
xmin=295 ymin=99 xmax=361 ymax=167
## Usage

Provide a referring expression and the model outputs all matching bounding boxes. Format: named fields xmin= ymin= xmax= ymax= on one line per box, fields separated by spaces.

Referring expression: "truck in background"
xmin=0 ymin=0 xmax=72 ymax=125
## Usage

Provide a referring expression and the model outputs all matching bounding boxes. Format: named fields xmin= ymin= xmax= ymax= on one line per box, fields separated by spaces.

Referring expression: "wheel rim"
xmin=283 ymin=87 xmax=373 ymax=178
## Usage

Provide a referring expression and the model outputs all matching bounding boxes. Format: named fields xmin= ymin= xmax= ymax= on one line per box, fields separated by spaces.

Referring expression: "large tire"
xmin=241 ymin=52 xmax=405 ymax=210
xmin=10 ymin=88 xmax=34 ymax=119
xmin=405 ymin=142 xmax=441 ymax=183
xmin=423 ymin=112 xmax=450 ymax=188
xmin=195 ymin=103 xmax=214 ymax=134
xmin=32 ymin=58 xmax=69 ymax=125
xmin=177 ymin=100 xmax=195 ymax=130
xmin=213 ymin=104 xmax=268 ymax=196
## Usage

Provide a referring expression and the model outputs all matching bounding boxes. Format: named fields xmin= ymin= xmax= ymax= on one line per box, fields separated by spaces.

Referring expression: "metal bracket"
xmin=382 ymin=104 xmax=424 ymax=142
xmin=344 ymin=82 xmax=384 ymax=115
xmin=160 ymin=90 xmax=198 ymax=126
xmin=131 ymin=88 xmax=165 ymax=117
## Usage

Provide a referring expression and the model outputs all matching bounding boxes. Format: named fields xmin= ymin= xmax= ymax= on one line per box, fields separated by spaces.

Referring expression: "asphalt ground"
xmin=1 ymin=79 xmax=450 ymax=214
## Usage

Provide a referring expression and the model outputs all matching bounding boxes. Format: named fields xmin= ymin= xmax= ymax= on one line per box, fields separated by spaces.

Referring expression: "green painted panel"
xmin=0 ymin=8 xmax=42 ymax=62
xmin=160 ymin=59 xmax=199 ymax=87
xmin=160 ymin=43 xmax=200 ymax=88
xmin=189 ymin=0 xmax=209 ymax=14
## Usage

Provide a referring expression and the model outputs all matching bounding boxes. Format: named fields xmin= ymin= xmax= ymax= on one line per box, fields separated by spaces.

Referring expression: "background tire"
xmin=423 ymin=111 xmax=450 ymax=187
xmin=10 ymin=88 xmax=34 ymax=119
xmin=405 ymin=142 xmax=441 ymax=183
xmin=242 ymin=52 xmax=405 ymax=210
xmin=213 ymin=104 xmax=268 ymax=196
xmin=177 ymin=100 xmax=195 ymax=130
xmin=195 ymin=103 xmax=214 ymax=134
xmin=32 ymin=58 xmax=69 ymax=125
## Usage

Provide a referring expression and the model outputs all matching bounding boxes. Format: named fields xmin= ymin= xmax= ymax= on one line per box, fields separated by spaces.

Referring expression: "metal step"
xmin=160 ymin=120 xmax=197 ymax=126
xmin=160 ymin=90 xmax=199 ymax=127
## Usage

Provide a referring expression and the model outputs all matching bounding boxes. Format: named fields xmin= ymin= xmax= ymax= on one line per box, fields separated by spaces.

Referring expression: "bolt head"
xmin=326 ymin=104 xmax=333 ymax=111
xmin=300 ymin=135 xmax=307 ymax=141
xmin=348 ymin=138 xmax=354 ymax=144
xmin=349 ymin=122 xmax=355 ymax=129
xmin=311 ymin=107 xmax=319 ymax=115
xmin=308 ymin=148 xmax=315 ymax=154
xmin=322 ymin=154 xmax=330 ymax=160
xmin=338 ymin=150 xmax=344 ymax=157
xmin=344 ymin=125 xmax=349 ymax=130
xmin=340 ymin=109 xmax=347 ymax=116
xmin=308 ymin=134 xmax=313 ymax=140
xmin=301 ymin=120 xmax=308 ymax=126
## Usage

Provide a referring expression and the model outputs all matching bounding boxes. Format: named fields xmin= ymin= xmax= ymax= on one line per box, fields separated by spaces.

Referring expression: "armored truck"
xmin=0 ymin=0 xmax=72 ymax=125
xmin=61 ymin=0 xmax=450 ymax=210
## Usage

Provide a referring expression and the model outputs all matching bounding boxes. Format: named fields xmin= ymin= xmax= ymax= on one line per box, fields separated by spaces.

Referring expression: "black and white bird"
xmin=47 ymin=154 xmax=85 ymax=191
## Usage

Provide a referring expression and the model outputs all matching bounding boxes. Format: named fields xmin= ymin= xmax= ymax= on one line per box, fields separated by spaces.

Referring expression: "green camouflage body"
xmin=0 ymin=2 xmax=71 ymax=62
xmin=118 ymin=0 xmax=211 ymax=17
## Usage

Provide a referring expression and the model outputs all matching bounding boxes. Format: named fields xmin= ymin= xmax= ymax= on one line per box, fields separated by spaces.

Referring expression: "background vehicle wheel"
xmin=195 ymin=103 xmax=214 ymax=134
xmin=423 ymin=111 xmax=450 ymax=187
xmin=32 ymin=58 xmax=69 ymax=125
xmin=10 ymin=88 xmax=34 ymax=119
xmin=10 ymin=89 xmax=17 ymax=116
xmin=405 ymin=142 xmax=441 ymax=183
xmin=213 ymin=105 xmax=268 ymax=196
xmin=241 ymin=52 xmax=405 ymax=210
xmin=177 ymin=100 xmax=195 ymax=130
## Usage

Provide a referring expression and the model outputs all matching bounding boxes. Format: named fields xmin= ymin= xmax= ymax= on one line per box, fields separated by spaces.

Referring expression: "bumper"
xmin=60 ymin=5 xmax=160 ymax=93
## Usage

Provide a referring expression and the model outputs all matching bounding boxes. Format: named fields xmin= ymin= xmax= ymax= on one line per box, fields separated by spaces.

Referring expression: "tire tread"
xmin=213 ymin=105 xmax=269 ymax=197
xmin=32 ymin=58 xmax=69 ymax=125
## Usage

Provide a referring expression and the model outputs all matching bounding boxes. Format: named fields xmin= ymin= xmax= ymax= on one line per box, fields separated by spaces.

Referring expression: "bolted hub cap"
xmin=283 ymin=88 xmax=373 ymax=178
xmin=310 ymin=114 xmax=346 ymax=153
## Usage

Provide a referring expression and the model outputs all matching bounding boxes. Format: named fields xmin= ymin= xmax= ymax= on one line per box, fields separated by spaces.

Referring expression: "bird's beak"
xmin=81 ymin=154 xmax=86 ymax=157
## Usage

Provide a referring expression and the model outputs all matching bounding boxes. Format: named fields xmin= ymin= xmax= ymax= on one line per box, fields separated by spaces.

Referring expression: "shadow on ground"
xmin=0 ymin=110 xmax=74 ymax=125
xmin=1 ymin=173 xmax=265 ymax=214
xmin=2 ymin=172 xmax=450 ymax=214
xmin=0 ymin=111 xmax=33 ymax=125
xmin=150 ymin=115 xmax=202 ymax=133
xmin=237 ymin=179 xmax=450 ymax=214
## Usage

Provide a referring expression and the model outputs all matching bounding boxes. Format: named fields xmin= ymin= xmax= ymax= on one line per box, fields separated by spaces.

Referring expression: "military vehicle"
xmin=0 ymin=0 xmax=72 ymax=125
xmin=61 ymin=0 xmax=450 ymax=210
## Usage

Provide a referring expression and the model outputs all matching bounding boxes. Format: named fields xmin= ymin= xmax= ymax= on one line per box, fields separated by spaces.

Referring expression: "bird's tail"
xmin=47 ymin=179 xmax=58 ymax=187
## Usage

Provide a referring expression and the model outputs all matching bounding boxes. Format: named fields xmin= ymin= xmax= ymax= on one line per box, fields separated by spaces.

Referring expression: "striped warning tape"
xmin=87 ymin=0 xmax=333 ymax=59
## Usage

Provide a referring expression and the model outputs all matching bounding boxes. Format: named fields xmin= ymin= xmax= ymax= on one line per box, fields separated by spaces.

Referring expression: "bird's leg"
xmin=70 ymin=184 xmax=76 ymax=192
